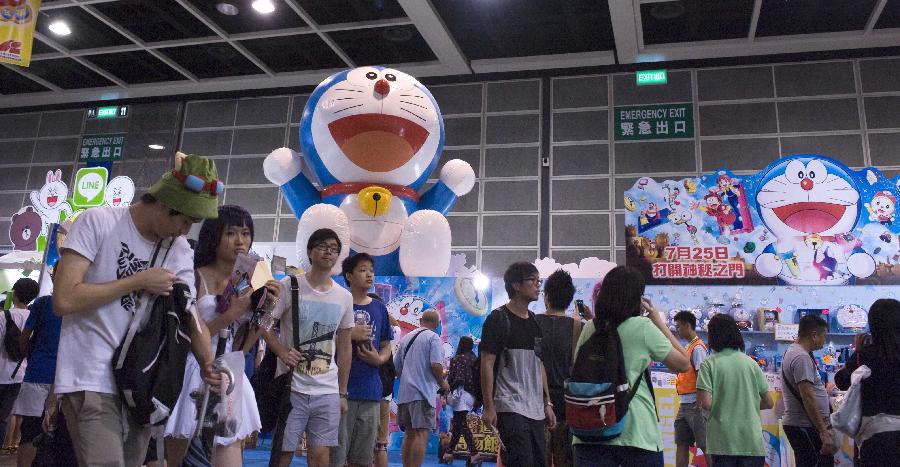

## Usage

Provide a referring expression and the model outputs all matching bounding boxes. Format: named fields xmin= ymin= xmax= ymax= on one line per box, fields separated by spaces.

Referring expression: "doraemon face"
xmin=757 ymin=157 xmax=860 ymax=238
xmin=301 ymin=67 xmax=444 ymax=190
xmin=387 ymin=295 xmax=430 ymax=335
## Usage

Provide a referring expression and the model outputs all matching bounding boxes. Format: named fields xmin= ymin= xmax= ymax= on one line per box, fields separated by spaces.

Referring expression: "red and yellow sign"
xmin=0 ymin=0 xmax=40 ymax=67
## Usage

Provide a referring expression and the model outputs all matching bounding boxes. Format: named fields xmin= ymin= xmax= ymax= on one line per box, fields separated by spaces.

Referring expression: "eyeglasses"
xmin=522 ymin=277 xmax=543 ymax=287
xmin=313 ymin=244 xmax=340 ymax=254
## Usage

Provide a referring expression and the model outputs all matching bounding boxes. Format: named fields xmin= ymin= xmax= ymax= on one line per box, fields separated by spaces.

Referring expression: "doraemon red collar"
xmin=321 ymin=182 xmax=420 ymax=202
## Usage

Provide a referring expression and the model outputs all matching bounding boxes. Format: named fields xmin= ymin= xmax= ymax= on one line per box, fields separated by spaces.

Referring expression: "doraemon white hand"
xmin=265 ymin=67 xmax=475 ymax=276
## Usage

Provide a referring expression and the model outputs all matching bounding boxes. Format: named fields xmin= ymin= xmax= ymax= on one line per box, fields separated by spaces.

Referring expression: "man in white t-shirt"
xmin=267 ymin=228 xmax=353 ymax=467
xmin=0 ymin=278 xmax=38 ymax=447
xmin=52 ymin=154 xmax=222 ymax=467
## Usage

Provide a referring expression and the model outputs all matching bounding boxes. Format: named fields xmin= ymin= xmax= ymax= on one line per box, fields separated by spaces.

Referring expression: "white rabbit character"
xmin=29 ymin=169 xmax=73 ymax=235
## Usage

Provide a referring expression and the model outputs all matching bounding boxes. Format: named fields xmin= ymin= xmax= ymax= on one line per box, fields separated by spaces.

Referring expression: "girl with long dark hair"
xmin=834 ymin=298 xmax=900 ymax=465
xmin=164 ymin=205 xmax=281 ymax=466
xmin=441 ymin=336 xmax=484 ymax=465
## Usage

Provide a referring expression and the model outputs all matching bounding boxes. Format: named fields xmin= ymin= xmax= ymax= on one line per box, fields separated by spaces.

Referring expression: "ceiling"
xmin=2 ymin=0 xmax=899 ymax=108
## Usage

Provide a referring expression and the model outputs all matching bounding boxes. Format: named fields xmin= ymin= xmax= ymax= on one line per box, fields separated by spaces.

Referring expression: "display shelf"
xmin=695 ymin=330 xmax=860 ymax=337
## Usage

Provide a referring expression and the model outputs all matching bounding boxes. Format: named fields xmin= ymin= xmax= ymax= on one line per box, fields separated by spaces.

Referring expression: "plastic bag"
xmin=831 ymin=364 xmax=870 ymax=438
xmin=213 ymin=351 xmax=245 ymax=439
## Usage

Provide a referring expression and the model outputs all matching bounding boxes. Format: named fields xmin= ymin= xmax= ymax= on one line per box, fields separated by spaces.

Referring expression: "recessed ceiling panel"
xmin=30 ymin=38 xmax=57 ymax=55
xmin=94 ymin=0 xmax=215 ymax=43
xmin=160 ymin=44 xmax=263 ymax=79
xmin=240 ymin=35 xmax=346 ymax=72
xmin=25 ymin=58 xmax=115 ymax=89
xmin=757 ymin=0 xmax=877 ymax=37
xmin=296 ymin=0 xmax=407 ymax=25
xmin=36 ymin=6 xmax=133 ymax=50
xmin=328 ymin=25 xmax=436 ymax=65
xmin=432 ymin=0 xmax=615 ymax=60
xmin=875 ymin=0 xmax=900 ymax=29
xmin=192 ymin=0 xmax=308 ymax=34
xmin=83 ymin=51 xmax=188 ymax=84
xmin=641 ymin=0 xmax=753 ymax=45
xmin=0 ymin=66 xmax=51 ymax=94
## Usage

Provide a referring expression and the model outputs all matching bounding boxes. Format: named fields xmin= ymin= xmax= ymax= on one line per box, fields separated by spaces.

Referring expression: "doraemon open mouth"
xmin=46 ymin=196 xmax=58 ymax=206
xmin=772 ymin=202 xmax=846 ymax=233
xmin=328 ymin=114 xmax=428 ymax=173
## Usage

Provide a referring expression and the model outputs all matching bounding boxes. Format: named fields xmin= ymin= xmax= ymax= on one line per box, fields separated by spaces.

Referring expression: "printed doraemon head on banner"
xmin=264 ymin=67 xmax=475 ymax=276
xmin=28 ymin=169 xmax=73 ymax=236
xmin=624 ymin=154 xmax=900 ymax=285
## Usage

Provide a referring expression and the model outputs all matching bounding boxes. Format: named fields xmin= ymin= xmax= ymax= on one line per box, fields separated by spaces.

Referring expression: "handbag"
xmin=831 ymin=364 xmax=870 ymax=438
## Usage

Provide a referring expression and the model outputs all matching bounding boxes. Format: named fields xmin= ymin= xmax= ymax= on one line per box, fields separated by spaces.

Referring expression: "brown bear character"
xmin=9 ymin=206 xmax=42 ymax=251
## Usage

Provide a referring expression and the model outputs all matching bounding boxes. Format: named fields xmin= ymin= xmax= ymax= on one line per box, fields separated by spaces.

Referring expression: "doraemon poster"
xmin=625 ymin=154 xmax=900 ymax=285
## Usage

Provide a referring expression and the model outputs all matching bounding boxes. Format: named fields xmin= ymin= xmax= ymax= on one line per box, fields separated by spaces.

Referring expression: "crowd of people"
xmin=0 ymin=153 xmax=897 ymax=467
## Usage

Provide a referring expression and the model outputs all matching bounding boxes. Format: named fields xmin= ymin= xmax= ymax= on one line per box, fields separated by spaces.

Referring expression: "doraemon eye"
xmin=806 ymin=160 xmax=827 ymax=181
xmin=785 ymin=160 xmax=805 ymax=183
xmin=385 ymin=74 xmax=396 ymax=82
xmin=365 ymin=71 xmax=377 ymax=80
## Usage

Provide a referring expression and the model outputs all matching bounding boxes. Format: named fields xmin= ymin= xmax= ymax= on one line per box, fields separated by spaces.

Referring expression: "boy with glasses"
xmin=267 ymin=228 xmax=354 ymax=467
xmin=480 ymin=262 xmax=556 ymax=467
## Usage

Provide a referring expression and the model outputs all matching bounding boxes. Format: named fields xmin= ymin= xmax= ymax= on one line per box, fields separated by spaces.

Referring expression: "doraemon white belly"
xmin=339 ymin=194 xmax=408 ymax=257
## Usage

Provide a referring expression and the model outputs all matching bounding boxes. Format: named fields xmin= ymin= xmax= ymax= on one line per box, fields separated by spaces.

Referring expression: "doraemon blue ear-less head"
xmin=299 ymin=66 xmax=444 ymax=190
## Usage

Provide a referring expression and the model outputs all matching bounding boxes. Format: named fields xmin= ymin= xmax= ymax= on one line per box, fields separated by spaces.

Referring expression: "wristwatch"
xmin=544 ymin=400 xmax=553 ymax=407
xmin=339 ymin=392 xmax=349 ymax=399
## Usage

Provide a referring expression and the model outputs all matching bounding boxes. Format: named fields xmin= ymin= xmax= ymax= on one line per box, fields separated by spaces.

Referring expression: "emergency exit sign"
xmin=88 ymin=105 xmax=129 ymax=119
xmin=636 ymin=70 xmax=667 ymax=86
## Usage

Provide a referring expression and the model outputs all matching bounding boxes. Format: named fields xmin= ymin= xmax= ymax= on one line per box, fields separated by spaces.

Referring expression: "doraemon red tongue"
xmin=328 ymin=113 xmax=428 ymax=173
xmin=773 ymin=202 xmax=846 ymax=233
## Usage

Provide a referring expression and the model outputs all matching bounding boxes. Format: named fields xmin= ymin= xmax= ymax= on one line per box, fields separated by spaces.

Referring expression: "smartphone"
xmin=575 ymin=299 xmax=585 ymax=318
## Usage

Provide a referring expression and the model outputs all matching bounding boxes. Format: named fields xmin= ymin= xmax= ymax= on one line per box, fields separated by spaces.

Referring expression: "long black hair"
xmin=868 ymin=299 xmax=900 ymax=366
xmin=455 ymin=336 xmax=474 ymax=357
xmin=194 ymin=205 xmax=254 ymax=269
xmin=593 ymin=266 xmax=645 ymax=331
xmin=707 ymin=314 xmax=745 ymax=352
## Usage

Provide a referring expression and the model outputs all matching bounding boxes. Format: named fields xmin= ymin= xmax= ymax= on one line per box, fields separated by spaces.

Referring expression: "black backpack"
xmin=2 ymin=308 xmax=23 ymax=363
xmin=564 ymin=322 xmax=653 ymax=442
xmin=111 ymin=241 xmax=194 ymax=426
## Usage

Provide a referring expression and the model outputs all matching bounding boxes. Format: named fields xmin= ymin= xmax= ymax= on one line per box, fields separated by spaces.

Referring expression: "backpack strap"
xmin=289 ymin=276 xmax=300 ymax=350
xmin=402 ymin=329 xmax=427 ymax=360
xmin=115 ymin=239 xmax=168 ymax=371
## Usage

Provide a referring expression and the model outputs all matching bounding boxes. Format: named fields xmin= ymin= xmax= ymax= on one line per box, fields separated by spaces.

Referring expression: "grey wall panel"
xmin=226 ymin=157 xmax=270 ymax=185
xmin=232 ymin=127 xmax=287 ymax=155
xmin=27 ymin=165 xmax=73 ymax=190
xmin=128 ymin=102 xmax=181 ymax=133
xmin=697 ymin=66 xmax=774 ymax=101
xmin=487 ymin=80 xmax=540 ymax=112
xmin=290 ymin=95 xmax=310 ymax=123
xmin=864 ymin=96 xmax=900 ymax=129
xmin=444 ymin=117 xmax=482 ymax=146
xmin=0 ymin=166 xmax=28 ymax=191
xmin=614 ymin=177 xmax=640 ymax=209
xmin=553 ymin=76 xmax=608 ymax=109
xmin=0 ymin=193 xmax=24 ymax=213
xmin=430 ymin=84 xmax=483 ymax=115
xmin=441 ymin=148 xmax=482 ymax=178
xmin=699 ymin=103 xmax=778 ymax=136
xmin=0 ymin=220 xmax=10 ymax=247
xmin=777 ymin=99 xmax=860 ymax=132
xmin=482 ymin=215 xmax=539 ymax=246
xmin=481 ymin=249 xmax=539 ymax=276
xmin=253 ymin=218 xmax=276 ymax=242
xmin=1 ymin=140 xmax=35 ymax=165
xmin=483 ymin=180 xmax=539 ymax=211
xmin=613 ymin=71 xmax=692 ymax=105
xmin=223 ymin=186 xmax=279 ymax=215
xmin=450 ymin=181 xmax=480 ymax=213
xmin=484 ymin=146 xmax=539 ymax=177
xmin=38 ymin=110 xmax=84 ymax=137
xmin=551 ymin=178 xmax=609 ymax=211
xmin=780 ymin=134 xmax=864 ymax=166
xmin=32 ymin=138 xmax=79 ymax=163
xmin=614 ymin=141 xmax=696 ymax=174
xmin=124 ymin=132 xmax=177 ymax=161
xmin=701 ymin=138 xmax=781 ymax=171
xmin=450 ymin=250 xmax=477 ymax=269
xmin=860 ymin=58 xmax=900 ymax=93
xmin=130 ymin=159 xmax=170 ymax=188
xmin=551 ymin=249 xmax=609 ymax=263
xmin=552 ymin=213 xmax=610 ymax=246
xmin=615 ymin=213 xmax=625 ymax=246
xmin=867 ymin=132 xmax=900 ymax=167
xmin=277 ymin=217 xmax=298 ymax=242
xmin=615 ymin=249 xmax=626 ymax=265
xmin=775 ymin=62 xmax=856 ymax=97
xmin=553 ymin=110 xmax=608 ymax=142
xmin=447 ymin=215 xmax=478 ymax=246
xmin=185 ymin=100 xmax=237 ymax=128
xmin=235 ymin=97 xmax=291 ymax=126
xmin=486 ymin=114 xmax=540 ymax=145
xmin=181 ymin=130 xmax=233 ymax=156
xmin=553 ymin=144 xmax=609 ymax=176
xmin=0 ymin=113 xmax=40 ymax=139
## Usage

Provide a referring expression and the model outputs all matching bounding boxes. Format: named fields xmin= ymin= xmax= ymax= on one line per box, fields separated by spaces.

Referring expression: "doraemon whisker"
xmin=398 ymin=94 xmax=424 ymax=98
xmin=333 ymin=104 xmax=365 ymax=114
xmin=334 ymin=97 xmax=358 ymax=101
xmin=400 ymin=100 xmax=429 ymax=110
xmin=400 ymin=108 xmax=426 ymax=122
xmin=334 ymin=88 xmax=364 ymax=93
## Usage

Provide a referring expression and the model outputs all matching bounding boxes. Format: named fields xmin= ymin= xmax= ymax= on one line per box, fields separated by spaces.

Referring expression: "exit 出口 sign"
xmin=636 ymin=70 xmax=667 ymax=85
xmin=613 ymin=104 xmax=693 ymax=141
xmin=79 ymin=133 xmax=125 ymax=162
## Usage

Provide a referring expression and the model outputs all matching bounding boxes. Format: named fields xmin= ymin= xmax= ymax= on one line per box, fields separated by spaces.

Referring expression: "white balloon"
xmin=264 ymin=147 xmax=303 ymax=186
xmin=400 ymin=210 xmax=451 ymax=276
xmin=847 ymin=252 xmax=876 ymax=279
xmin=439 ymin=159 xmax=476 ymax=195
xmin=295 ymin=203 xmax=351 ymax=276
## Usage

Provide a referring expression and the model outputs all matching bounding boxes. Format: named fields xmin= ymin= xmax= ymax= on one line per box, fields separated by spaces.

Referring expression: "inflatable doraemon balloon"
xmin=754 ymin=155 xmax=876 ymax=284
xmin=264 ymin=67 xmax=475 ymax=276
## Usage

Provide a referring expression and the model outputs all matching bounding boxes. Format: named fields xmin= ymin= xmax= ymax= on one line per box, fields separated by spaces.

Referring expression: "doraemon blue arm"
xmin=264 ymin=67 xmax=475 ymax=277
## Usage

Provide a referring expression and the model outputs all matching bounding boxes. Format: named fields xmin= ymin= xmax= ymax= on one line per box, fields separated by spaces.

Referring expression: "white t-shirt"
xmin=54 ymin=207 xmax=196 ymax=395
xmin=0 ymin=307 xmax=29 ymax=384
xmin=273 ymin=274 xmax=353 ymax=395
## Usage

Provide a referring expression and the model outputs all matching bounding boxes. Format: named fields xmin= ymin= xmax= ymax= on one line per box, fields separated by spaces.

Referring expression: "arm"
xmin=760 ymin=391 xmax=774 ymax=410
xmin=697 ymin=390 xmax=712 ymax=411
xmin=357 ymin=339 xmax=390 ymax=366
xmin=263 ymin=148 xmax=320 ymax=217
xmin=540 ymin=361 xmax=557 ymax=428
xmin=188 ymin=307 xmax=222 ymax=387
xmin=797 ymin=381 xmax=830 ymax=435
xmin=430 ymin=362 xmax=446 ymax=387
xmin=572 ymin=318 xmax=583 ymax=360
xmin=336 ymin=327 xmax=352 ymax=397
xmin=480 ymin=352 xmax=498 ymax=427
xmin=418 ymin=160 xmax=475 ymax=215
xmin=52 ymin=250 xmax=144 ymax=316
xmin=643 ymin=298 xmax=690 ymax=372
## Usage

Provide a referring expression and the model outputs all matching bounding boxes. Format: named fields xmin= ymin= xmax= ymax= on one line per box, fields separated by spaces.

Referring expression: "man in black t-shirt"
xmin=535 ymin=269 xmax=579 ymax=467
xmin=480 ymin=262 xmax=556 ymax=467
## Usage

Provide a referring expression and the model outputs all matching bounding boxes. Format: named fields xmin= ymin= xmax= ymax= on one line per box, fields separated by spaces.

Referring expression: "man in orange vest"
xmin=673 ymin=311 xmax=709 ymax=467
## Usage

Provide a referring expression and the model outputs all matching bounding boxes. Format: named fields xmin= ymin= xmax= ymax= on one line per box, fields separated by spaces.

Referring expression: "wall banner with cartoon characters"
xmin=624 ymin=154 xmax=900 ymax=285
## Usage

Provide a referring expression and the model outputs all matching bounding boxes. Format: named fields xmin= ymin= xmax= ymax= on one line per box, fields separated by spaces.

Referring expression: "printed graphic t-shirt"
xmin=274 ymin=274 xmax=354 ymax=395
xmin=348 ymin=299 xmax=393 ymax=401
xmin=23 ymin=296 xmax=62 ymax=385
xmin=55 ymin=206 xmax=196 ymax=395
xmin=0 ymin=307 xmax=29 ymax=385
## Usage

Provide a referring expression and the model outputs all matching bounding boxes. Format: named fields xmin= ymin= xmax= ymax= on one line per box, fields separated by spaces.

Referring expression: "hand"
xmin=138 ymin=267 xmax=177 ymax=296
xmin=440 ymin=380 xmax=450 ymax=394
xmin=279 ymin=348 xmax=303 ymax=368
xmin=439 ymin=159 xmax=476 ymax=195
xmin=482 ymin=405 xmax=497 ymax=429
xmin=641 ymin=297 xmax=664 ymax=327
xmin=226 ymin=288 xmax=252 ymax=319
xmin=264 ymin=280 xmax=281 ymax=300
xmin=350 ymin=324 xmax=373 ymax=342
xmin=356 ymin=343 xmax=382 ymax=366
xmin=544 ymin=404 xmax=557 ymax=429
xmin=340 ymin=397 xmax=348 ymax=414
xmin=42 ymin=401 xmax=57 ymax=432
xmin=200 ymin=360 xmax=223 ymax=389
xmin=820 ymin=430 xmax=838 ymax=455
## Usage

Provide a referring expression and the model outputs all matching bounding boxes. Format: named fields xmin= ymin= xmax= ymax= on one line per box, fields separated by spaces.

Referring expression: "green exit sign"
xmin=636 ymin=70 xmax=667 ymax=86
xmin=88 ymin=105 xmax=129 ymax=119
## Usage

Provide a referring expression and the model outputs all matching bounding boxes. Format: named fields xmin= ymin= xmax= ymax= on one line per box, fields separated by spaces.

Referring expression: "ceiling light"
xmin=48 ymin=20 xmax=71 ymax=36
xmin=252 ymin=0 xmax=275 ymax=14
xmin=216 ymin=2 xmax=239 ymax=15
xmin=148 ymin=144 xmax=165 ymax=150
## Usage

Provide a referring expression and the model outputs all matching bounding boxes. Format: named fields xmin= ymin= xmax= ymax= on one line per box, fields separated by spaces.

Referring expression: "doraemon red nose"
xmin=801 ymin=178 xmax=814 ymax=191
xmin=374 ymin=79 xmax=390 ymax=97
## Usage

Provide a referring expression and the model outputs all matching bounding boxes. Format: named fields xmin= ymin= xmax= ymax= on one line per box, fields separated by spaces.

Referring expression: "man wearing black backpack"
xmin=480 ymin=262 xmax=556 ymax=467
xmin=52 ymin=154 xmax=222 ymax=467
xmin=0 ymin=278 xmax=38 ymax=449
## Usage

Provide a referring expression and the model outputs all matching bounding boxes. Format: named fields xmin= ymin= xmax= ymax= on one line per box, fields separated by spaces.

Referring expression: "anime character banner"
xmin=625 ymin=154 xmax=900 ymax=285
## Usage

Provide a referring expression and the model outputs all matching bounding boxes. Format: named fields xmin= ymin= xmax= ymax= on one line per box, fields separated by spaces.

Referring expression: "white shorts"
xmin=13 ymin=382 xmax=50 ymax=417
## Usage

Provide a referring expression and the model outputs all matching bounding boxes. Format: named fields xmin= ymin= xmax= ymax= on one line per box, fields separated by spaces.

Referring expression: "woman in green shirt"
xmin=573 ymin=266 xmax=690 ymax=467
xmin=697 ymin=314 xmax=774 ymax=467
